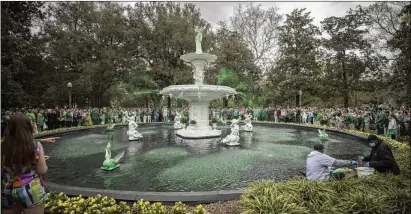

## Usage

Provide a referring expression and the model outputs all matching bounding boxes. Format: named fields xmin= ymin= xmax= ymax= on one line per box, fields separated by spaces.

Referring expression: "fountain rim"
xmin=42 ymin=122 xmax=369 ymax=204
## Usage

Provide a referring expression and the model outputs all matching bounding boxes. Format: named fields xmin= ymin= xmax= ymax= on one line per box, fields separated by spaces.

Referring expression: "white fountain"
xmin=159 ymin=26 xmax=237 ymax=139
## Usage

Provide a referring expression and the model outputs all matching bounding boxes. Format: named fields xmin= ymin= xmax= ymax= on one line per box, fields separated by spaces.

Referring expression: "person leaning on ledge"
xmin=306 ymin=144 xmax=357 ymax=181
xmin=357 ymin=135 xmax=400 ymax=175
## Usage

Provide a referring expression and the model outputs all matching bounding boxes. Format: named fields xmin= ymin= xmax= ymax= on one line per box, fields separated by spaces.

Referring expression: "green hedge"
xmin=34 ymin=123 xmax=128 ymax=138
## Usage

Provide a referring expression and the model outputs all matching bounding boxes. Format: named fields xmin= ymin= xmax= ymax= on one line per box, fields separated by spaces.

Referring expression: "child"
xmin=1 ymin=115 xmax=48 ymax=213
xmin=363 ymin=113 xmax=371 ymax=133
xmin=386 ymin=114 xmax=398 ymax=140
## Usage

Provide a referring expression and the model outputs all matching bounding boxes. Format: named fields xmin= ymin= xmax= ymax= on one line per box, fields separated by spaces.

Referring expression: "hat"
xmin=314 ymin=144 xmax=324 ymax=152
xmin=367 ymin=135 xmax=379 ymax=142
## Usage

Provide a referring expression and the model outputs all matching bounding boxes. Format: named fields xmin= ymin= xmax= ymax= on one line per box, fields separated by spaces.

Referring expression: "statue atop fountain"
xmin=127 ymin=117 xmax=143 ymax=141
xmin=159 ymin=24 xmax=237 ymax=138
xmin=243 ymin=114 xmax=253 ymax=132
xmin=195 ymin=26 xmax=203 ymax=54
xmin=222 ymin=119 xmax=240 ymax=146
xmin=174 ymin=112 xmax=184 ymax=130
xmin=101 ymin=140 xmax=124 ymax=171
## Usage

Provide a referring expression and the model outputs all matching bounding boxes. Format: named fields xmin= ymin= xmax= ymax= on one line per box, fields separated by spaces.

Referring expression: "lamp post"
xmin=299 ymin=89 xmax=303 ymax=107
xmin=67 ymin=82 xmax=72 ymax=108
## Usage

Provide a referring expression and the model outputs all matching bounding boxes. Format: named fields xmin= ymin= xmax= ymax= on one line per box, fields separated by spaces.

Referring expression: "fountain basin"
xmin=42 ymin=123 xmax=370 ymax=195
xmin=176 ymin=127 xmax=222 ymax=139
xmin=160 ymin=85 xmax=236 ymax=102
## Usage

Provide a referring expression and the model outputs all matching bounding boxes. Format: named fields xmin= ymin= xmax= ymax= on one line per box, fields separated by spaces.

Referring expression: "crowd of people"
xmin=2 ymin=105 xmax=410 ymax=141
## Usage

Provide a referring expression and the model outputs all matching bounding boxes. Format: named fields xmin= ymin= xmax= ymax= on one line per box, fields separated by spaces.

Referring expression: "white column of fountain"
xmin=188 ymin=58 xmax=211 ymax=130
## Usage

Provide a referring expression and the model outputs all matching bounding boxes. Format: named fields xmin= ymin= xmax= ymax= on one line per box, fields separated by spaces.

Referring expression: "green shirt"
xmin=364 ymin=117 xmax=370 ymax=126
xmin=38 ymin=113 xmax=45 ymax=126
xmin=376 ymin=112 xmax=387 ymax=126
xmin=65 ymin=112 xmax=73 ymax=121
xmin=26 ymin=112 xmax=36 ymax=121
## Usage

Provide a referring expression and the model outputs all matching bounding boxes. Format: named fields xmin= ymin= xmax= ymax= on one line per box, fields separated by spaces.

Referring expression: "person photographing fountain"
xmin=306 ymin=144 xmax=358 ymax=181
xmin=1 ymin=115 xmax=48 ymax=214
xmin=356 ymin=135 xmax=400 ymax=175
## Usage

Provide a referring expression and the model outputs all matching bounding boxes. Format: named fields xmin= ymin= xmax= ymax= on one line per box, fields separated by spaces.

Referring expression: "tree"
xmin=43 ymin=2 xmax=131 ymax=107
xmin=1 ymin=1 xmax=45 ymax=108
xmin=321 ymin=6 xmax=384 ymax=107
xmin=229 ymin=3 xmax=282 ymax=72
xmin=365 ymin=2 xmax=406 ymax=52
xmin=207 ymin=21 xmax=262 ymax=107
xmin=268 ymin=8 xmax=321 ymax=106
xmin=388 ymin=3 xmax=411 ymax=106
xmin=125 ymin=2 xmax=214 ymax=88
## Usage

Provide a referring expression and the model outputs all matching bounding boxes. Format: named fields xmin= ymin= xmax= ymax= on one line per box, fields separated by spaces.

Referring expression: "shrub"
xmin=193 ymin=204 xmax=207 ymax=214
xmin=45 ymin=193 xmax=202 ymax=214
xmin=149 ymin=202 xmax=166 ymax=214
xmin=172 ymin=201 xmax=187 ymax=214
xmin=34 ymin=123 xmax=128 ymax=138
xmin=189 ymin=120 xmax=197 ymax=125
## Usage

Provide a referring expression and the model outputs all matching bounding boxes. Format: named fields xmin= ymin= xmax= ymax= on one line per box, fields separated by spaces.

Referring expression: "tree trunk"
xmin=342 ymin=52 xmax=349 ymax=108
xmin=91 ymin=94 xmax=102 ymax=108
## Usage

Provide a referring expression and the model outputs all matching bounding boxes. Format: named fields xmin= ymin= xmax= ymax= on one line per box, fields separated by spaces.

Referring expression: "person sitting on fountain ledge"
xmin=356 ymin=135 xmax=400 ymax=175
xmin=306 ymin=144 xmax=357 ymax=181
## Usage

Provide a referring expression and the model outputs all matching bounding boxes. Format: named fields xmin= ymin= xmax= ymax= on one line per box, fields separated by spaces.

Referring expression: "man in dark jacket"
xmin=358 ymin=135 xmax=400 ymax=175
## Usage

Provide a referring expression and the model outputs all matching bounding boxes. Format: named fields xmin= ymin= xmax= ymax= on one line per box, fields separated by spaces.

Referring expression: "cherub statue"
xmin=243 ymin=114 xmax=253 ymax=132
xmin=101 ymin=141 xmax=124 ymax=171
xmin=174 ymin=111 xmax=184 ymax=130
xmin=127 ymin=117 xmax=143 ymax=140
xmin=222 ymin=119 xmax=240 ymax=146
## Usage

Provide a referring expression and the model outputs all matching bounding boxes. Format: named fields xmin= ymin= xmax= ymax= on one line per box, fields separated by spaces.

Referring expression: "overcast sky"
xmin=123 ymin=1 xmax=374 ymax=28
